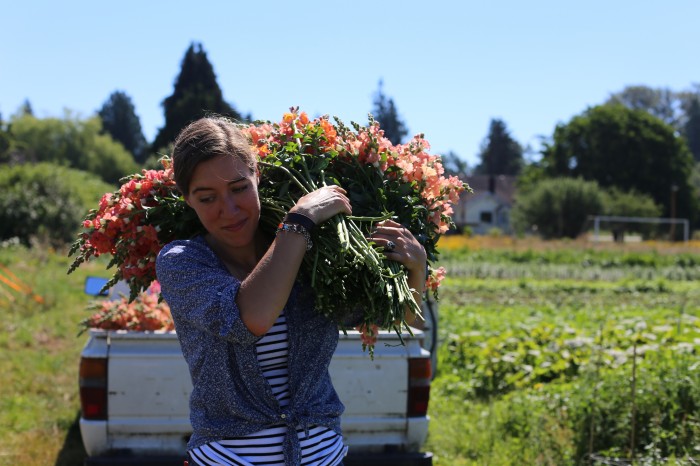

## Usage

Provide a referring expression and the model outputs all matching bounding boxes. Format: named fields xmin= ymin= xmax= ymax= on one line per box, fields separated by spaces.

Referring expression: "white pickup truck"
xmin=78 ymin=279 xmax=436 ymax=466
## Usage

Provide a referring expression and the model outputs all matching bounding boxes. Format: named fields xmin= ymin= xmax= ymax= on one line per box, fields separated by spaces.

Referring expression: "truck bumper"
xmin=345 ymin=451 xmax=433 ymax=466
xmin=83 ymin=452 xmax=433 ymax=466
xmin=84 ymin=456 xmax=186 ymax=466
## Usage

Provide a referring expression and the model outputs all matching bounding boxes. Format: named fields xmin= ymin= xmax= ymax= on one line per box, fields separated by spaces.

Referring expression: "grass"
xmin=0 ymin=243 xmax=107 ymax=466
xmin=2 ymin=236 xmax=700 ymax=465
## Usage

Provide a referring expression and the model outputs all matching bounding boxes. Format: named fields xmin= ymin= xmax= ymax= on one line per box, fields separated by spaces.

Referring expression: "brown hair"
xmin=171 ymin=116 xmax=256 ymax=195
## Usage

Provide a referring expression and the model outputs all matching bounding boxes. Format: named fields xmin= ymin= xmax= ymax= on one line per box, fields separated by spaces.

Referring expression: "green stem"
xmin=258 ymin=161 xmax=312 ymax=194
xmin=346 ymin=212 xmax=394 ymax=222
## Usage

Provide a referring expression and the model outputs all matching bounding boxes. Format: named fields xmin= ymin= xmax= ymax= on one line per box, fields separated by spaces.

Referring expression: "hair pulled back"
xmin=171 ymin=116 xmax=256 ymax=195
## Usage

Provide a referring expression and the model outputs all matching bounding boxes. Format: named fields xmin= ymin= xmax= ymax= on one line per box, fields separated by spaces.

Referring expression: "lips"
xmin=222 ymin=218 xmax=247 ymax=233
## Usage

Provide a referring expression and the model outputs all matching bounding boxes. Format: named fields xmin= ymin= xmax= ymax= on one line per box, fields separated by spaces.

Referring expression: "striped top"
xmin=189 ymin=312 xmax=347 ymax=466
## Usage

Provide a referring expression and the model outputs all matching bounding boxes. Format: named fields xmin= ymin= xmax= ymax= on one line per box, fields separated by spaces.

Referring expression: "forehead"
xmin=188 ymin=155 xmax=254 ymax=192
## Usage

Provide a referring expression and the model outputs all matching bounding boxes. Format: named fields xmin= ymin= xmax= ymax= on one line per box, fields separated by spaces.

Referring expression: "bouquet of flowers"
xmin=68 ymin=108 xmax=469 ymax=352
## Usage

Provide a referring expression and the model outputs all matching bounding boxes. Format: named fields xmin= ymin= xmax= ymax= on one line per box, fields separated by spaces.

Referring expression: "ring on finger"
xmin=385 ymin=240 xmax=396 ymax=252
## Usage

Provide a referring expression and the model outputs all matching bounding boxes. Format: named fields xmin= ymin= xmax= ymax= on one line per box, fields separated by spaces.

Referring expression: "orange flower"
xmin=320 ymin=119 xmax=337 ymax=146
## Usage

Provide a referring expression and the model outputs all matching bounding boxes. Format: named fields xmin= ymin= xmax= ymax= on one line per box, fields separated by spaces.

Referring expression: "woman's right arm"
xmin=236 ymin=185 xmax=351 ymax=336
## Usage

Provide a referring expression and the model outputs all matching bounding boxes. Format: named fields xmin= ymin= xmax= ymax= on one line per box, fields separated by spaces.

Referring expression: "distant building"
xmin=452 ymin=175 xmax=517 ymax=234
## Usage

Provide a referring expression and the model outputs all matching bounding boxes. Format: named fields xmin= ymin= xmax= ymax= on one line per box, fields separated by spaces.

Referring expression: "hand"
xmin=290 ymin=185 xmax=352 ymax=225
xmin=370 ymin=219 xmax=427 ymax=276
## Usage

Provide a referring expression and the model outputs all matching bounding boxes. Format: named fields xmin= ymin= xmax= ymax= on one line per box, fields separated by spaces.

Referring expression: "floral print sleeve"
xmin=156 ymin=237 xmax=260 ymax=346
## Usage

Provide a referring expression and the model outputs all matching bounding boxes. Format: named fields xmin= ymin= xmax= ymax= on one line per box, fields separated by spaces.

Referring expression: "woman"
xmin=156 ymin=116 xmax=427 ymax=466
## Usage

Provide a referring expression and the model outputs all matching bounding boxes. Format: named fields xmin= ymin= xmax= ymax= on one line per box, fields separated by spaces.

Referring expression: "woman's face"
xmin=185 ymin=154 xmax=260 ymax=251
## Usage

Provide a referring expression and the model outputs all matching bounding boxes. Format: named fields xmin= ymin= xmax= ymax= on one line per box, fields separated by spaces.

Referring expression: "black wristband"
xmin=284 ymin=212 xmax=316 ymax=232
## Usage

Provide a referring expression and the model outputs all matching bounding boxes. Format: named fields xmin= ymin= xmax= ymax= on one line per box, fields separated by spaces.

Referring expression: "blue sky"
xmin=1 ymin=0 xmax=698 ymax=166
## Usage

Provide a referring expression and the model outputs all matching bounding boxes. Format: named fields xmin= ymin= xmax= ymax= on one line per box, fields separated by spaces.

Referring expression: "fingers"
xmin=323 ymin=185 xmax=352 ymax=216
xmin=369 ymin=221 xmax=426 ymax=272
xmin=291 ymin=185 xmax=352 ymax=224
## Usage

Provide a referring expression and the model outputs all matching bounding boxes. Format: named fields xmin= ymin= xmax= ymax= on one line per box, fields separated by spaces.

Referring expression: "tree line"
xmin=0 ymin=42 xmax=415 ymax=246
xmin=0 ymin=42 xmax=409 ymax=174
xmin=445 ymin=86 xmax=700 ymax=240
xmin=0 ymin=41 xmax=699 ymax=245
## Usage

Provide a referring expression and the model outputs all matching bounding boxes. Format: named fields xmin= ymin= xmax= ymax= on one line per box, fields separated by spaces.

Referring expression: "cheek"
xmin=192 ymin=203 xmax=219 ymax=222
xmin=245 ymin=190 xmax=261 ymax=211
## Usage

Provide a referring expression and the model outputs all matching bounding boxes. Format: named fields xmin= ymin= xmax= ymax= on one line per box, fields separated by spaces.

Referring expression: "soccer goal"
xmin=591 ymin=215 xmax=690 ymax=242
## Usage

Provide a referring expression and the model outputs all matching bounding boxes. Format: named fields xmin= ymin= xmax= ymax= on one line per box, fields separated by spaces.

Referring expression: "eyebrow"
xmin=190 ymin=177 xmax=248 ymax=194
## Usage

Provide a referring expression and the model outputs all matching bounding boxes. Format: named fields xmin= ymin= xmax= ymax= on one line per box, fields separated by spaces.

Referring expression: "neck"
xmin=205 ymin=232 xmax=268 ymax=280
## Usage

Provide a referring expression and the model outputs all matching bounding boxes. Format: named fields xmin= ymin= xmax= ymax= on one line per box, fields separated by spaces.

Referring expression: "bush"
xmin=602 ymin=187 xmax=663 ymax=240
xmin=0 ymin=163 xmax=114 ymax=247
xmin=7 ymin=113 xmax=139 ymax=184
xmin=511 ymin=177 xmax=604 ymax=239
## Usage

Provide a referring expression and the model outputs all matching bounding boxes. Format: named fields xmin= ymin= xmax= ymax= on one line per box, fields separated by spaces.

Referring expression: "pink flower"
xmin=356 ymin=323 xmax=379 ymax=347
xmin=426 ymin=266 xmax=446 ymax=291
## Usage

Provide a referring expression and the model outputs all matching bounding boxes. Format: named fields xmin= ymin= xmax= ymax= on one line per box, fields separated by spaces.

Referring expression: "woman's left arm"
xmin=371 ymin=219 xmax=427 ymax=330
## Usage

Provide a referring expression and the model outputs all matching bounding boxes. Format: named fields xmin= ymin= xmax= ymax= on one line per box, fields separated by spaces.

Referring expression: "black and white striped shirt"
xmin=189 ymin=312 xmax=347 ymax=466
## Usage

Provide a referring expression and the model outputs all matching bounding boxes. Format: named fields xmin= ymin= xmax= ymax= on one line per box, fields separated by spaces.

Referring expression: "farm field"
xmin=1 ymin=236 xmax=699 ymax=465
xmin=426 ymin=235 xmax=700 ymax=465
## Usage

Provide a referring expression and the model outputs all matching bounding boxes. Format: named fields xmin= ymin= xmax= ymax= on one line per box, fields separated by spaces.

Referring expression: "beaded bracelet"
xmin=276 ymin=222 xmax=313 ymax=251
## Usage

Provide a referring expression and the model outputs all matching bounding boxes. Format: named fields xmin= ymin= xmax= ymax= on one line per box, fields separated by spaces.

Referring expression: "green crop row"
xmin=443 ymin=246 xmax=700 ymax=268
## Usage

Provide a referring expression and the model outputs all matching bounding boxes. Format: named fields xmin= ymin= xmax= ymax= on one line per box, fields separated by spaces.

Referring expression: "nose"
xmin=220 ymin=192 xmax=240 ymax=216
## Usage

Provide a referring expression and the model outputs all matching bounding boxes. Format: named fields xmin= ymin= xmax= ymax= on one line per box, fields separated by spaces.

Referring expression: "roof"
xmin=462 ymin=174 xmax=518 ymax=205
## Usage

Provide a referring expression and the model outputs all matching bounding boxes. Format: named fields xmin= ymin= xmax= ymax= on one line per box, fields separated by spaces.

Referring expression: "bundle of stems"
xmin=257 ymin=158 xmax=422 ymax=342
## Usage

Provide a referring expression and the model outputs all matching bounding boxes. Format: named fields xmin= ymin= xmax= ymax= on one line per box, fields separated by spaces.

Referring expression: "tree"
xmin=19 ymin=99 xmax=33 ymax=117
xmin=607 ymin=85 xmax=679 ymax=127
xmin=371 ymin=80 xmax=408 ymax=145
xmin=474 ymin=118 xmax=523 ymax=176
xmin=98 ymin=90 xmax=148 ymax=163
xmin=8 ymin=112 xmax=138 ymax=185
xmin=608 ymin=84 xmax=700 ymax=161
xmin=152 ymin=42 xmax=242 ymax=152
xmin=511 ymin=177 xmax=604 ymax=239
xmin=540 ymin=104 xmax=698 ymax=226
xmin=685 ymin=97 xmax=700 ymax=162
xmin=0 ymin=111 xmax=9 ymax=163
xmin=441 ymin=150 xmax=469 ymax=178
xmin=691 ymin=162 xmax=700 ymax=200
xmin=0 ymin=131 xmax=9 ymax=164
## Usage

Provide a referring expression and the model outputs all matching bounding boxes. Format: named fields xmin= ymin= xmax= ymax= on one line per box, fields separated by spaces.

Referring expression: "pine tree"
xmin=0 ymin=112 xmax=9 ymax=163
xmin=474 ymin=119 xmax=523 ymax=176
xmin=371 ymin=80 xmax=408 ymax=145
xmin=441 ymin=151 xmax=469 ymax=177
xmin=98 ymin=91 xmax=148 ymax=163
xmin=684 ymin=97 xmax=700 ymax=162
xmin=152 ymin=42 xmax=242 ymax=152
xmin=19 ymin=99 xmax=33 ymax=116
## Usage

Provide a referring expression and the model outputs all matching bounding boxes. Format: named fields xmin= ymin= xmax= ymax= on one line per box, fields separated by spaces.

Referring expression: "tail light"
xmin=407 ymin=357 xmax=431 ymax=417
xmin=79 ymin=357 xmax=107 ymax=420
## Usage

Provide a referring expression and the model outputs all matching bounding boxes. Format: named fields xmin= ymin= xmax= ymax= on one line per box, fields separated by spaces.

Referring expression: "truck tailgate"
xmin=107 ymin=332 xmax=192 ymax=455
xmin=330 ymin=330 xmax=429 ymax=452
